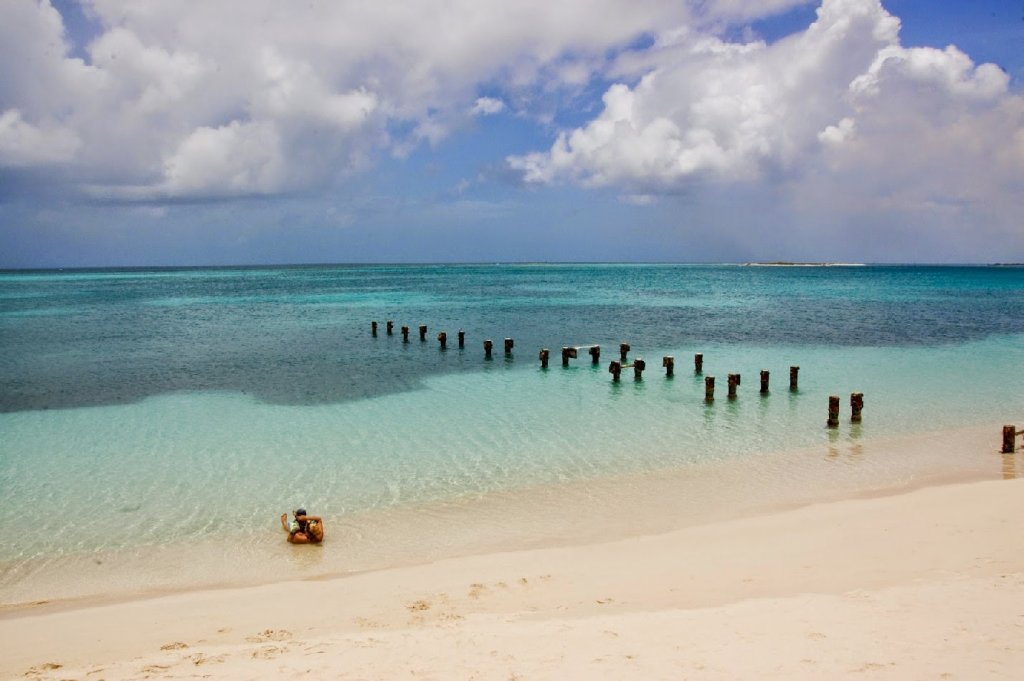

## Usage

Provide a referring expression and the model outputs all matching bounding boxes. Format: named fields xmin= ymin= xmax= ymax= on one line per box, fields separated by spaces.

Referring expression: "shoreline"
xmin=1 ymin=421 xmax=1013 ymax=614
xmin=3 ymin=471 xmax=1022 ymax=678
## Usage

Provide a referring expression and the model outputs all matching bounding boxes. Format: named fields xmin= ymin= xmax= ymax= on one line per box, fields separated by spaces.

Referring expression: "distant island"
xmin=743 ymin=262 xmax=866 ymax=267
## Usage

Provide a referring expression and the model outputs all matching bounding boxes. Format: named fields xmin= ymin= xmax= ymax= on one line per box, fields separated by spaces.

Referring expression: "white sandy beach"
xmin=4 ymin=447 xmax=1023 ymax=680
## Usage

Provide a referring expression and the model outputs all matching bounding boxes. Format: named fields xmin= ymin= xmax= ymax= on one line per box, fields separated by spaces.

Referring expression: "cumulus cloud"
xmin=1 ymin=0 xmax=705 ymax=200
xmin=471 ymin=97 xmax=506 ymax=116
xmin=0 ymin=109 xmax=80 ymax=167
xmin=509 ymin=0 xmax=1024 ymax=230
xmin=510 ymin=0 xmax=901 ymax=187
xmin=2 ymin=0 xmax=1020 ymax=251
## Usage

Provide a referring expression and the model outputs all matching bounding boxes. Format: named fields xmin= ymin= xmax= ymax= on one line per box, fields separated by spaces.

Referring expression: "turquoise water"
xmin=2 ymin=264 xmax=1023 ymax=603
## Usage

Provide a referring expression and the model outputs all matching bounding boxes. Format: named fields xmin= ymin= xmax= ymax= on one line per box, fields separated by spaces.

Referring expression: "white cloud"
xmin=253 ymin=48 xmax=378 ymax=129
xmin=88 ymin=27 xmax=210 ymax=115
xmin=161 ymin=121 xmax=284 ymax=197
xmin=851 ymin=44 xmax=1009 ymax=100
xmin=0 ymin=109 xmax=80 ymax=167
xmin=510 ymin=0 xmax=1024 ymax=234
xmin=0 ymin=0 xmax=103 ymax=116
xmin=471 ymin=97 xmax=506 ymax=116
xmin=510 ymin=0 xmax=902 ymax=188
xmin=1 ymin=0 xmax=709 ymax=199
xmin=2 ymin=0 xmax=1020 ymax=251
xmin=621 ymin=193 xmax=657 ymax=206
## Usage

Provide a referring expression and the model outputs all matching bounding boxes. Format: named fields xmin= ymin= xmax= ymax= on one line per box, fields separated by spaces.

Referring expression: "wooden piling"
xmin=418 ymin=325 xmax=427 ymax=342
xmin=694 ymin=353 xmax=703 ymax=374
xmin=705 ymin=376 xmax=715 ymax=402
xmin=609 ymin=360 xmax=622 ymax=382
xmin=504 ymin=338 xmax=514 ymax=354
xmin=620 ymin=343 xmax=630 ymax=362
xmin=633 ymin=358 xmax=646 ymax=380
xmin=457 ymin=330 xmax=465 ymax=348
xmin=760 ymin=370 xmax=770 ymax=394
xmin=371 ymin=320 xmax=378 ymax=337
xmin=437 ymin=331 xmax=447 ymax=349
xmin=386 ymin=320 xmax=394 ymax=336
xmin=827 ymin=395 xmax=840 ymax=428
xmin=561 ymin=346 xmax=577 ymax=367
xmin=539 ymin=348 xmax=550 ymax=369
xmin=401 ymin=325 xmax=410 ymax=342
xmin=589 ymin=345 xmax=601 ymax=364
xmin=851 ymin=392 xmax=864 ymax=422
xmin=663 ymin=356 xmax=674 ymax=377
xmin=483 ymin=339 xmax=493 ymax=359
xmin=1003 ymin=425 xmax=1017 ymax=454
xmin=727 ymin=373 xmax=739 ymax=399
xmin=790 ymin=366 xmax=800 ymax=391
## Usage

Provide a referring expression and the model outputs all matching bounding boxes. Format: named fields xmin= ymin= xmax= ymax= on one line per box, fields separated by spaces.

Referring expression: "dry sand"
xmin=3 ymin=469 xmax=1023 ymax=680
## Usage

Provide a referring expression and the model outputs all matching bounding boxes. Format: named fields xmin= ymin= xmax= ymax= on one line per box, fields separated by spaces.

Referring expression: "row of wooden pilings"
xmin=372 ymin=320 xmax=871 ymax=427
xmin=372 ymin=320 xmax=469 ymax=348
xmin=375 ymin=322 xmax=1022 ymax=447
xmin=694 ymin=366 xmax=801 ymax=397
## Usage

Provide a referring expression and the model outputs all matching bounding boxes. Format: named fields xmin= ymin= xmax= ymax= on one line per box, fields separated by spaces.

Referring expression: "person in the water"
xmin=280 ymin=507 xmax=324 ymax=544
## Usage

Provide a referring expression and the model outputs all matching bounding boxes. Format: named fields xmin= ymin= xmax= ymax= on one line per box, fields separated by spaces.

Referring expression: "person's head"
xmin=294 ymin=507 xmax=306 ymax=518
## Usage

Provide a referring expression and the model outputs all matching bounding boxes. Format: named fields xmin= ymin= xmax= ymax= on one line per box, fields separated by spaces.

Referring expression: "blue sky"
xmin=1 ymin=0 xmax=1022 ymax=267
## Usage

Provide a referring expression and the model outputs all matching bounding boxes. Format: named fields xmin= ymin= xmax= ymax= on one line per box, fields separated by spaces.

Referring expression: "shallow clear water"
xmin=1 ymin=264 xmax=1023 ymax=604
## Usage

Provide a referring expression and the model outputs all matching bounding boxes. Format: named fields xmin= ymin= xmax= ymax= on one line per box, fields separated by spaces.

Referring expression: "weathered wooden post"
xmin=589 ymin=345 xmax=601 ymax=364
xmin=851 ymin=392 xmax=864 ymax=422
xmin=504 ymin=338 xmax=514 ymax=354
xmin=418 ymin=325 xmax=427 ymax=342
xmin=663 ymin=356 xmax=674 ymax=377
xmin=620 ymin=343 xmax=630 ymax=362
xmin=694 ymin=353 xmax=703 ymax=374
xmin=727 ymin=373 xmax=739 ymax=399
xmin=827 ymin=395 xmax=840 ymax=428
xmin=760 ymin=370 xmax=770 ymax=394
xmin=386 ymin=320 xmax=394 ymax=336
xmin=705 ymin=376 xmax=715 ymax=402
xmin=539 ymin=348 xmax=550 ymax=368
xmin=1003 ymin=425 xmax=1017 ymax=454
xmin=561 ymin=346 xmax=577 ymax=367
xmin=371 ymin=320 xmax=378 ymax=337
xmin=790 ymin=366 xmax=800 ymax=391
xmin=457 ymin=330 xmax=465 ymax=348
xmin=401 ymin=325 xmax=410 ymax=342
xmin=609 ymin=360 xmax=622 ymax=382
xmin=633 ymin=358 xmax=646 ymax=380
xmin=437 ymin=331 xmax=447 ymax=349
xmin=483 ymin=339 xmax=493 ymax=359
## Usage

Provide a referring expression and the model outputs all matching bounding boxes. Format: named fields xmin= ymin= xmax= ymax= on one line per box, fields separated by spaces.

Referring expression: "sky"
xmin=1 ymin=0 xmax=1022 ymax=267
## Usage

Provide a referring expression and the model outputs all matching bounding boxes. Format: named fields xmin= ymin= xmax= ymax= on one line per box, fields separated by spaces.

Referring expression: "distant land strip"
xmin=743 ymin=262 xmax=866 ymax=267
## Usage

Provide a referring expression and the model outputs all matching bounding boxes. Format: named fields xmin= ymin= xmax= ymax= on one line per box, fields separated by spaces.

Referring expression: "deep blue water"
xmin=2 ymin=264 xmax=1022 ymax=413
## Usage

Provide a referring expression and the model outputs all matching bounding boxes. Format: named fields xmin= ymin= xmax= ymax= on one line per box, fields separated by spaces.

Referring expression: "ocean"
xmin=2 ymin=264 xmax=1023 ymax=605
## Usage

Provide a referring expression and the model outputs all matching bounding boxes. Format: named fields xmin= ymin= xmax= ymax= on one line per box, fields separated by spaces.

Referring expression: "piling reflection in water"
xmin=1002 ymin=454 xmax=1018 ymax=480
